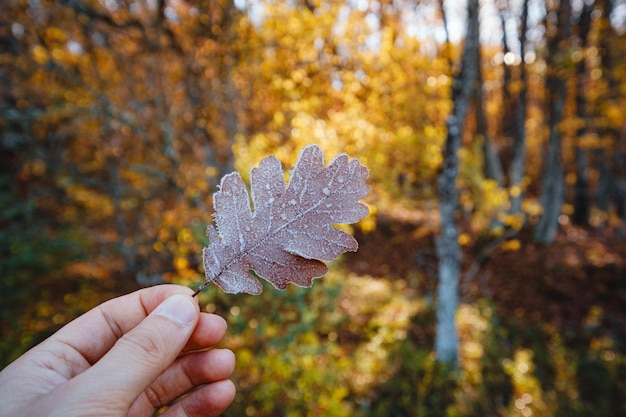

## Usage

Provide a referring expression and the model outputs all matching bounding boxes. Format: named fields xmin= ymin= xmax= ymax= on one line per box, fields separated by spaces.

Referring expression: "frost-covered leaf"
xmin=198 ymin=144 xmax=370 ymax=295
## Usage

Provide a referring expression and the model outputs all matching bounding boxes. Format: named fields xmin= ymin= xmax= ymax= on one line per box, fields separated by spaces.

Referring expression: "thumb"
xmin=77 ymin=294 xmax=199 ymax=409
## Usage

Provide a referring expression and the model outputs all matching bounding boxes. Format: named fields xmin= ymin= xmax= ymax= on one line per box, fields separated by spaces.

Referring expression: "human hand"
xmin=0 ymin=285 xmax=236 ymax=417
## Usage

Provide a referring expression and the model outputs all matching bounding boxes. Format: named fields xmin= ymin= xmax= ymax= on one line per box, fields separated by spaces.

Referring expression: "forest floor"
xmin=348 ymin=210 xmax=626 ymax=346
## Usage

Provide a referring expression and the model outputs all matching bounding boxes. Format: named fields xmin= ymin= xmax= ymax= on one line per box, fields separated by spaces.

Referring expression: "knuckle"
xmin=121 ymin=329 xmax=164 ymax=362
xmin=143 ymin=384 xmax=166 ymax=409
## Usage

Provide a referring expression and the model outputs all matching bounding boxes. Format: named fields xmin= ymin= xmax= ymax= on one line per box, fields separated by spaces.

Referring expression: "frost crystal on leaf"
xmin=199 ymin=144 xmax=370 ymax=295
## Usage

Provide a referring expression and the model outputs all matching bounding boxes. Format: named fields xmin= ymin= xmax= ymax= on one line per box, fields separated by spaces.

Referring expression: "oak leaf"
xmin=195 ymin=144 xmax=370 ymax=295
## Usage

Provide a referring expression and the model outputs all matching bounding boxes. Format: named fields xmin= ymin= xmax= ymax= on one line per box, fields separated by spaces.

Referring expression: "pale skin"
xmin=0 ymin=285 xmax=236 ymax=417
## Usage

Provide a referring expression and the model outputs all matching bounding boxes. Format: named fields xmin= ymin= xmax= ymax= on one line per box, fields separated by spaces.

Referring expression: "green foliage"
xmin=197 ymin=269 xmax=352 ymax=416
xmin=193 ymin=272 xmax=626 ymax=417
xmin=366 ymin=343 xmax=457 ymax=417
xmin=0 ymin=176 xmax=106 ymax=367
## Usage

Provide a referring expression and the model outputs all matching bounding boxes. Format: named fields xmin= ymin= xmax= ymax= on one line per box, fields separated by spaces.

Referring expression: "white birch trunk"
xmin=434 ymin=0 xmax=480 ymax=365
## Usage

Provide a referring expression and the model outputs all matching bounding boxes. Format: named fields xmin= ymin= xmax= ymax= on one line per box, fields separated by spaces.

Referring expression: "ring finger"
xmin=128 ymin=348 xmax=235 ymax=415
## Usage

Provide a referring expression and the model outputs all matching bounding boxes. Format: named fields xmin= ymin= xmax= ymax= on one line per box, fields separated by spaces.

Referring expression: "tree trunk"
xmin=509 ymin=0 xmax=529 ymax=215
xmin=436 ymin=115 xmax=462 ymax=365
xmin=572 ymin=2 xmax=593 ymax=226
xmin=573 ymin=147 xmax=590 ymax=225
xmin=595 ymin=0 xmax=620 ymax=223
xmin=216 ymin=16 xmax=238 ymax=177
xmin=476 ymin=0 xmax=502 ymax=184
xmin=497 ymin=0 xmax=515 ymax=142
xmin=533 ymin=0 xmax=571 ymax=244
xmin=435 ymin=0 xmax=480 ymax=365
xmin=533 ymin=86 xmax=565 ymax=244
xmin=475 ymin=40 xmax=503 ymax=185
xmin=596 ymin=148 xmax=611 ymax=212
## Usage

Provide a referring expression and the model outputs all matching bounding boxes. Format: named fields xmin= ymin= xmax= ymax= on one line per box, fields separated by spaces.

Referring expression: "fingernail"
xmin=156 ymin=294 xmax=196 ymax=327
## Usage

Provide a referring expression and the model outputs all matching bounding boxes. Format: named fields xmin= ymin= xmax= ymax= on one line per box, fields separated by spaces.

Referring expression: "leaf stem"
xmin=191 ymin=282 xmax=209 ymax=297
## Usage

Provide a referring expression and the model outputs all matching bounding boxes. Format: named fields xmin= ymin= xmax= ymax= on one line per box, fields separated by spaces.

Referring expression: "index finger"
xmin=183 ymin=312 xmax=228 ymax=352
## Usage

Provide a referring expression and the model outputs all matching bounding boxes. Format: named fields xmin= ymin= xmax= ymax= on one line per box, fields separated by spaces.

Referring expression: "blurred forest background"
xmin=1 ymin=0 xmax=626 ymax=416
